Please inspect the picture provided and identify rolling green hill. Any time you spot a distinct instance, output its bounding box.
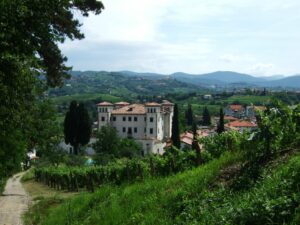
[49,71,201,99]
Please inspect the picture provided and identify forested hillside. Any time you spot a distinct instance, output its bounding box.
[49,71,201,98]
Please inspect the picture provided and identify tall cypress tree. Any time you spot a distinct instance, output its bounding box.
[64,101,91,154]
[202,106,211,126]
[217,108,225,134]
[191,122,201,165]
[185,104,193,126]
[78,103,92,146]
[171,104,181,149]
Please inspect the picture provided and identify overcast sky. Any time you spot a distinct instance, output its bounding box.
[60,0,300,76]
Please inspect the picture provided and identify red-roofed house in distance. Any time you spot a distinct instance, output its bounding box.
[224,104,246,119]
[180,130,213,149]
[225,120,257,132]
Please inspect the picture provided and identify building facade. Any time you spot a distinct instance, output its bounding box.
[224,104,246,118]
[97,100,174,155]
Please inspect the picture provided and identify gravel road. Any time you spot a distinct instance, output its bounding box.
[0,172,31,225]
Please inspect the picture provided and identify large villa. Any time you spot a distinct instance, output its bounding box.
[97,100,174,155]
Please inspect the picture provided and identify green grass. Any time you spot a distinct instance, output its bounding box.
[21,168,35,182]
[178,152,300,225]
[192,104,220,116]
[25,151,300,225]
[224,95,270,105]
[51,93,122,105]
[24,151,242,225]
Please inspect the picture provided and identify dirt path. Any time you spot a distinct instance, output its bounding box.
[0,172,31,225]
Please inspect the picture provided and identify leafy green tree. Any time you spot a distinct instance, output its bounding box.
[172,104,181,149]
[64,101,91,154]
[217,108,225,134]
[202,106,211,126]
[185,104,193,126]
[119,138,142,158]
[93,126,120,156]
[93,126,142,164]
[0,0,103,178]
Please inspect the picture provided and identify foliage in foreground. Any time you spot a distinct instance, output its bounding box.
[34,147,199,192]
[25,152,300,225]
[25,151,242,225]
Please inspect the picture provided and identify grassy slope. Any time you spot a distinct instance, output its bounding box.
[51,93,122,105]
[25,152,242,225]
[224,95,270,105]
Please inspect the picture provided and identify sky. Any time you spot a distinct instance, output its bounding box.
[60,0,300,76]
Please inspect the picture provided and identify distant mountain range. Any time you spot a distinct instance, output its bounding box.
[118,71,300,89]
[68,70,300,90]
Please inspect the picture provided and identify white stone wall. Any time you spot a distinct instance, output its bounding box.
[111,114,146,139]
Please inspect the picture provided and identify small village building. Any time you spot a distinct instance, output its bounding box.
[246,105,267,118]
[203,94,213,100]
[97,100,174,155]
[224,104,246,118]
[225,120,257,132]
[180,130,213,149]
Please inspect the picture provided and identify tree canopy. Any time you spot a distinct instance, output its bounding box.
[0,0,103,177]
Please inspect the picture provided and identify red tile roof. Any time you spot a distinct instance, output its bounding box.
[97,101,113,106]
[145,102,161,106]
[229,104,244,111]
[224,116,239,121]
[111,104,146,115]
[226,120,257,128]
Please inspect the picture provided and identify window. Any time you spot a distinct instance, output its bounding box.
[113,117,116,121]
[134,127,137,133]
[123,117,126,121]
[123,127,126,132]
[144,117,146,121]
[144,128,146,133]
[128,127,132,134]
[101,117,105,121]
[134,117,138,122]
[128,117,132,121]
[150,128,153,134]
[150,117,154,122]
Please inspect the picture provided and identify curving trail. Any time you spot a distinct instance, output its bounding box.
[0,172,31,225]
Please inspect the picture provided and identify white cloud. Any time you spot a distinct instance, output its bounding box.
[60,0,300,75]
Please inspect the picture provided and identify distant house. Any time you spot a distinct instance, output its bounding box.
[203,94,212,100]
[225,120,257,132]
[246,105,267,118]
[224,115,239,122]
[180,130,213,149]
[224,104,245,118]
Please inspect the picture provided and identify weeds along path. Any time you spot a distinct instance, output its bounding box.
[0,172,31,225]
